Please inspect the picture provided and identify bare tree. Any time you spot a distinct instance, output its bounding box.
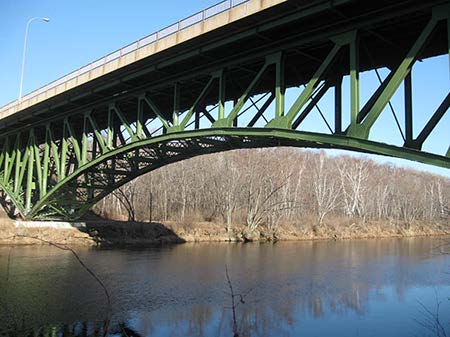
[112,180,137,221]
[91,147,449,233]
[336,157,370,218]
[216,155,242,233]
[313,152,340,225]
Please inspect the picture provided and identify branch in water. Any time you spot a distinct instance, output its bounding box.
[14,235,112,337]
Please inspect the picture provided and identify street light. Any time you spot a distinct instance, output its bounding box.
[19,17,50,101]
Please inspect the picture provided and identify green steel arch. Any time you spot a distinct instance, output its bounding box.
[25,128,449,220]
[0,2,449,220]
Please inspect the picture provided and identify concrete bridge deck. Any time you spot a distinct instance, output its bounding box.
[0,0,287,123]
[0,0,447,133]
[0,0,447,220]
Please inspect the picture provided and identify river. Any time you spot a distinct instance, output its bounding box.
[0,237,449,336]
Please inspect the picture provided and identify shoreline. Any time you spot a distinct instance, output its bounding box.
[0,217,449,247]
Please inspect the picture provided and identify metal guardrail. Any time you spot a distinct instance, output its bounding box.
[0,0,251,114]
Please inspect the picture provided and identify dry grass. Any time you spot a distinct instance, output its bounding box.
[160,215,450,243]
[0,224,94,246]
[1,210,448,246]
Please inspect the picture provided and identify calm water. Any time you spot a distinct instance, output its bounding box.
[0,238,450,337]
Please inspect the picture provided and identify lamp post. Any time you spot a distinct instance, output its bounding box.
[19,17,50,101]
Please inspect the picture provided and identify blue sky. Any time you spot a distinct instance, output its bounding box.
[0,0,448,177]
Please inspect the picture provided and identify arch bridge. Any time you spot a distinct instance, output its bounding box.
[0,0,449,220]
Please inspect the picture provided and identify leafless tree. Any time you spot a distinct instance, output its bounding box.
[336,157,370,217]
[92,148,449,233]
[313,152,340,225]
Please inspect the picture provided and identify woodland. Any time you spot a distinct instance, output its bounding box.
[93,148,450,240]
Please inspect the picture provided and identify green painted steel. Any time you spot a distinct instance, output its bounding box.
[25,127,449,220]
[0,1,448,220]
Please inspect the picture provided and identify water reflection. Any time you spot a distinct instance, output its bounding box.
[0,238,449,336]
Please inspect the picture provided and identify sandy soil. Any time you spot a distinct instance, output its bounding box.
[0,210,448,247]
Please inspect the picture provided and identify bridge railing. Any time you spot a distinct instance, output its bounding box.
[0,0,251,116]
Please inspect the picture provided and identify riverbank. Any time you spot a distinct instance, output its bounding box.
[0,214,449,246]
[86,219,450,246]
[0,220,94,246]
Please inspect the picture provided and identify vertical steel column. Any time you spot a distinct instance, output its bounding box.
[404,73,413,144]
[137,97,144,139]
[13,134,21,194]
[3,137,11,183]
[60,122,68,180]
[33,135,43,198]
[347,15,439,139]
[25,130,35,212]
[213,60,272,127]
[81,115,88,165]
[41,128,50,196]
[275,52,285,118]
[47,125,60,179]
[107,105,114,149]
[350,31,360,125]
[64,118,81,164]
[218,70,225,120]
[195,110,200,129]
[173,83,180,126]
[89,131,97,200]
[233,98,238,127]
[92,137,97,160]
[335,77,342,134]
[266,43,341,129]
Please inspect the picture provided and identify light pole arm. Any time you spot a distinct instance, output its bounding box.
[18,17,50,101]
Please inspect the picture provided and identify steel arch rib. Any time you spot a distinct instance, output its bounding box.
[0,180,25,217]
[27,128,450,220]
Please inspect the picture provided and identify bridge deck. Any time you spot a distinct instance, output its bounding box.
[0,0,448,219]
[0,0,447,134]
[0,0,287,123]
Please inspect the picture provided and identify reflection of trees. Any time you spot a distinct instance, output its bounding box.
[2,321,144,337]
[160,304,213,337]
[1,238,448,336]
[231,304,295,337]
[105,283,368,337]
[187,305,213,337]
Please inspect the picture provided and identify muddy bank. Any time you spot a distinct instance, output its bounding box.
[0,222,94,246]
[0,206,90,246]
[1,215,449,247]
[75,219,450,246]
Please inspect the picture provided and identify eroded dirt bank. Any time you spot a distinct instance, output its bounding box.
[1,215,448,247]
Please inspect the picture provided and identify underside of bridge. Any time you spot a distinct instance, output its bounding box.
[0,0,448,220]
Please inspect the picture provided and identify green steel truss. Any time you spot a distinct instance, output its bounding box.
[0,6,449,220]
